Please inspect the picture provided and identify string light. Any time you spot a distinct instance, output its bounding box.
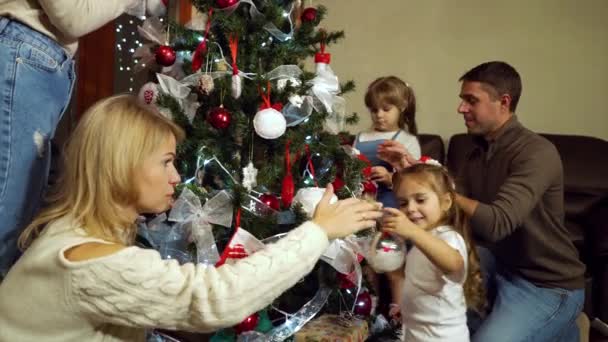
[114,15,145,94]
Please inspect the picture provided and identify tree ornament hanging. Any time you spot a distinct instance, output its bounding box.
[301,7,317,23]
[353,290,373,317]
[207,105,231,129]
[216,0,239,9]
[138,82,159,105]
[234,312,260,334]
[242,161,258,192]
[259,193,281,211]
[155,45,176,66]
[229,34,242,99]
[253,82,286,139]
[315,30,332,70]
[281,141,295,208]
[197,74,214,95]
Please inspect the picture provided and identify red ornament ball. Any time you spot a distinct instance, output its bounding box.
[362,180,377,195]
[207,106,231,129]
[234,312,259,334]
[155,45,176,67]
[216,0,239,9]
[301,7,317,23]
[332,177,345,192]
[259,193,280,211]
[337,272,356,289]
[353,290,372,317]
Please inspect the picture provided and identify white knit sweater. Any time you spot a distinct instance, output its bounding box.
[0,217,329,341]
[0,0,139,54]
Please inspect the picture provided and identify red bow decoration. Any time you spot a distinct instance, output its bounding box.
[257,81,283,111]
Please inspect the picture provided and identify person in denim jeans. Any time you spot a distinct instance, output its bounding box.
[378,61,585,342]
[0,0,145,279]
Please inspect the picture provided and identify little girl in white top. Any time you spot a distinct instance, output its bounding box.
[382,161,485,342]
[354,76,421,210]
[354,76,421,320]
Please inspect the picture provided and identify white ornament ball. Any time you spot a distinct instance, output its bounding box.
[138,82,159,106]
[367,232,406,273]
[253,108,286,139]
[292,187,338,218]
[146,0,168,17]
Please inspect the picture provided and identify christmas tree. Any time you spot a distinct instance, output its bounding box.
[134,1,395,340]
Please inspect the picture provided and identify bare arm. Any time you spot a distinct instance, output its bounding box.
[382,208,464,274]
[407,228,464,274]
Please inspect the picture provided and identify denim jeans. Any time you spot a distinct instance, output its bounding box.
[0,17,75,279]
[470,247,584,342]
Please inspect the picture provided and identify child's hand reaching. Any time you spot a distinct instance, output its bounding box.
[382,208,420,239]
[370,166,392,186]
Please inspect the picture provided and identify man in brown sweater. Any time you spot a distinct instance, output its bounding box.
[378,61,585,341]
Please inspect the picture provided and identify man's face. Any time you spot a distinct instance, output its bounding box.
[457,81,507,138]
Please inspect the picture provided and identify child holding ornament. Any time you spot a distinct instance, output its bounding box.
[0,95,383,341]
[354,76,421,319]
[354,76,421,208]
[382,161,485,342]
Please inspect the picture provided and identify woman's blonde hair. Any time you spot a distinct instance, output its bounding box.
[18,95,185,249]
[394,164,486,313]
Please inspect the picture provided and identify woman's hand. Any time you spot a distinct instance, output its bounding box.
[377,141,419,171]
[381,207,420,239]
[370,166,392,186]
[313,184,383,239]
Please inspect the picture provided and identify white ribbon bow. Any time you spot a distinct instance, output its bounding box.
[156,73,199,123]
[168,188,233,265]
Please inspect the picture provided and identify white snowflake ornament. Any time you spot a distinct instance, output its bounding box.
[242,162,258,192]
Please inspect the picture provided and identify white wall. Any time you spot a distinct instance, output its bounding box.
[318,0,608,140]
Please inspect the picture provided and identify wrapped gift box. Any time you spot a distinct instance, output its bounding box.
[295,314,369,342]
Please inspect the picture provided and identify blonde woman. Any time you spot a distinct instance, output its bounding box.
[0,95,382,341]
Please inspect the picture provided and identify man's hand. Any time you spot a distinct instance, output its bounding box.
[377,141,419,171]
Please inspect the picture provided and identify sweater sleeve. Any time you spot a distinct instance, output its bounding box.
[469,140,562,242]
[64,222,329,333]
[38,0,139,38]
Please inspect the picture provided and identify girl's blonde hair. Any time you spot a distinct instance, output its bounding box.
[18,95,185,249]
[364,76,417,135]
[394,164,486,313]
